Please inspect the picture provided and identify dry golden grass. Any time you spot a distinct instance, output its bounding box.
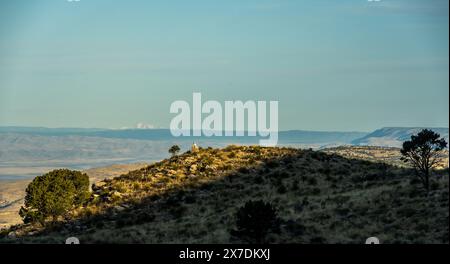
[2,146,448,244]
[324,146,449,169]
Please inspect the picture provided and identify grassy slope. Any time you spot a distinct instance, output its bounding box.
[0,163,150,229]
[1,146,449,244]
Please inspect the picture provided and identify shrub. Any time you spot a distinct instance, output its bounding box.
[231,200,280,243]
[169,206,186,219]
[279,171,290,178]
[307,177,318,186]
[169,145,181,156]
[265,160,279,168]
[276,184,287,194]
[19,169,90,224]
[253,174,264,184]
[228,152,237,158]
[291,179,299,191]
[311,187,321,195]
[430,181,440,191]
[238,167,249,174]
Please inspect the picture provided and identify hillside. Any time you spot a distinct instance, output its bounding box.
[1,146,448,244]
[3,127,448,182]
[0,129,366,181]
[0,163,149,229]
[323,146,449,169]
[352,127,449,147]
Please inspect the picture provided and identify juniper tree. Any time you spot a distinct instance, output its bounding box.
[19,169,90,224]
[400,129,447,192]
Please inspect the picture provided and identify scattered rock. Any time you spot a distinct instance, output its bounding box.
[92,181,107,190]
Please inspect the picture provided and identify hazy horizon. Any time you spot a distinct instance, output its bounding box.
[0,124,449,133]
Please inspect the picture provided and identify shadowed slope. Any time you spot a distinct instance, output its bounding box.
[2,146,448,244]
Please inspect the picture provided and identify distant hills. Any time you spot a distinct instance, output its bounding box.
[0,126,448,180]
[0,126,105,136]
[0,127,367,168]
[0,127,365,145]
[1,126,448,147]
[352,127,449,148]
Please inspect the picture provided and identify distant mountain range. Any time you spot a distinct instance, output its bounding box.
[0,126,364,144]
[1,126,448,149]
[352,127,449,148]
[0,126,448,180]
[1,126,448,146]
[0,127,365,167]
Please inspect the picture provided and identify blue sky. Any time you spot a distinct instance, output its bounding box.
[0,0,448,131]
